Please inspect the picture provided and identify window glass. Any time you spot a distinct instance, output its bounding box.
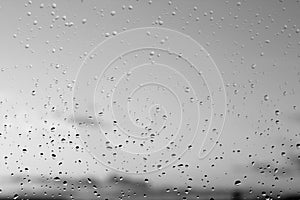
[0,1,299,199]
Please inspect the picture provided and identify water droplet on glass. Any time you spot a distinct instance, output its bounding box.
[263,95,269,101]
[110,11,116,16]
[234,180,241,186]
[51,3,57,9]
[13,194,19,200]
[185,86,190,93]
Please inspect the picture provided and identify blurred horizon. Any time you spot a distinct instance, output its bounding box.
[0,173,299,200]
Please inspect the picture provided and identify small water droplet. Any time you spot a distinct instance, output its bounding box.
[263,95,269,101]
[51,3,57,9]
[234,180,241,186]
[13,194,19,199]
[185,86,190,93]
[110,11,116,16]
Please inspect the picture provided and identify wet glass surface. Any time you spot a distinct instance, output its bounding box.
[0,0,299,199]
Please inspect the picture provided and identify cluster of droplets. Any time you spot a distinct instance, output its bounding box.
[1,0,300,199]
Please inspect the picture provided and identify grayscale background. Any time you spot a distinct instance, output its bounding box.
[0,0,299,199]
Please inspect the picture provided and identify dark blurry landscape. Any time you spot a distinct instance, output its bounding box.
[0,174,299,200]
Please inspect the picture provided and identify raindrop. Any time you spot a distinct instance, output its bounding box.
[110,11,116,16]
[185,86,190,93]
[263,94,269,101]
[51,3,57,9]
[13,194,19,200]
[234,180,241,186]
[251,64,256,69]
[156,106,161,113]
